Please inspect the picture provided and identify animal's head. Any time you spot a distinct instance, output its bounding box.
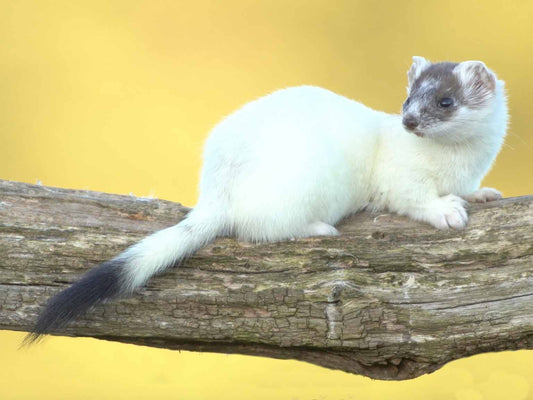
[402,56,505,142]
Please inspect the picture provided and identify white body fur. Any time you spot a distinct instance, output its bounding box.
[122,60,508,289]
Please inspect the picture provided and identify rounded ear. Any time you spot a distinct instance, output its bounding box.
[407,56,430,93]
[455,61,496,92]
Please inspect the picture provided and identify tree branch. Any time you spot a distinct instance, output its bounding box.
[0,179,531,380]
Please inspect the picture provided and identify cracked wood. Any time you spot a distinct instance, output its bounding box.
[0,179,531,380]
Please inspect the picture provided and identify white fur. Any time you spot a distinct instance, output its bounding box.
[121,209,221,289]
[121,60,508,289]
[463,187,502,203]
[407,56,430,93]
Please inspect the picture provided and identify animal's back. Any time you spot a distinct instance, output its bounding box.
[198,86,384,241]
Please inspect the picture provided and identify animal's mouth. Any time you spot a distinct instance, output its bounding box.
[405,126,425,137]
[402,120,425,138]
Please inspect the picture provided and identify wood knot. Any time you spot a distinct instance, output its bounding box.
[125,212,148,221]
[372,231,386,240]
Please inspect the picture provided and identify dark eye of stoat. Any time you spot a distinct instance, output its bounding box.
[438,97,454,108]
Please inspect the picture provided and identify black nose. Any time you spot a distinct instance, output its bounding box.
[403,115,419,130]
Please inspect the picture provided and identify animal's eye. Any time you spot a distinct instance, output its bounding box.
[438,97,454,107]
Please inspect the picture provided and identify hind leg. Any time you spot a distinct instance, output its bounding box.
[303,222,340,237]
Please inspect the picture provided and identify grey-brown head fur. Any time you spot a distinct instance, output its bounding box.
[402,56,497,136]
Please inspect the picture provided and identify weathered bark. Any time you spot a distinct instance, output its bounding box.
[0,179,531,380]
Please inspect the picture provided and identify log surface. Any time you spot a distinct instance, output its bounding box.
[0,179,531,380]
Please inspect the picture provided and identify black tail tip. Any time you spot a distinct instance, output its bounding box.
[21,331,44,347]
[22,260,125,346]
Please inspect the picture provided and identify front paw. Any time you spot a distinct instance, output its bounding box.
[420,194,468,230]
[463,187,502,203]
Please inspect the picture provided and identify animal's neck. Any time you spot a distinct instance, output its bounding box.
[421,100,507,194]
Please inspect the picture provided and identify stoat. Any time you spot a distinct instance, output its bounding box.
[27,56,508,341]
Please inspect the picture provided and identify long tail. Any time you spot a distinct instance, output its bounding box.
[25,210,221,343]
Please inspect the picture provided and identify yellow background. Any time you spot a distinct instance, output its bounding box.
[1,1,531,399]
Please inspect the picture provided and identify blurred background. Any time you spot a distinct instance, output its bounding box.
[0,1,531,399]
